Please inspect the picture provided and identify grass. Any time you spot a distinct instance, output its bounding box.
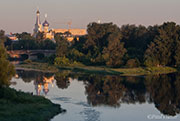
[16,62,177,76]
[0,87,65,121]
[58,65,177,76]
[16,62,58,72]
[112,66,177,76]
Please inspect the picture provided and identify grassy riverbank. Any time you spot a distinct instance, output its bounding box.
[16,62,58,73]
[16,62,177,76]
[0,87,65,121]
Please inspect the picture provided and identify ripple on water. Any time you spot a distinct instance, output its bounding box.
[53,97,72,103]
[74,102,91,107]
[80,108,101,121]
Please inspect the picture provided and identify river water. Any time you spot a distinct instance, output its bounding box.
[10,69,180,121]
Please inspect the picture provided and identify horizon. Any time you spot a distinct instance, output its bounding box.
[0,0,180,34]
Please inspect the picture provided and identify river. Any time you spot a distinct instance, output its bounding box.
[10,69,180,121]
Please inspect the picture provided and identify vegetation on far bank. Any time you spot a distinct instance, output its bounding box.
[16,61,177,76]
[2,21,180,75]
[3,21,180,69]
[53,22,180,68]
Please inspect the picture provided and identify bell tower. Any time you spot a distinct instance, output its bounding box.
[33,9,42,37]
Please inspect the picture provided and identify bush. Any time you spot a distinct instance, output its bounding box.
[24,59,32,64]
[47,54,56,64]
[126,58,140,68]
[54,57,71,66]
[144,58,160,67]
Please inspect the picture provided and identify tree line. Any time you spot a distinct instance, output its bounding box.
[55,22,180,68]
[5,32,56,50]
[2,21,180,68]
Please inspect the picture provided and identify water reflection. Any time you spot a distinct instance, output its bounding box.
[15,69,180,116]
[16,70,55,95]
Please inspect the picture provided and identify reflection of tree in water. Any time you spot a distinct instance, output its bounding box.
[55,71,71,89]
[84,75,125,107]
[80,75,146,107]
[76,73,180,116]
[145,74,180,116]
[16,69,180,116]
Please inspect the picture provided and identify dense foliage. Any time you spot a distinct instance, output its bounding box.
[0,30,15,87]
[3,21,180,68]
[6,32,56,50]
[60,22,180,67]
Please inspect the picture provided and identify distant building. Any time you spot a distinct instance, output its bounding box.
[6,33,18,41]
[33,9,87,42]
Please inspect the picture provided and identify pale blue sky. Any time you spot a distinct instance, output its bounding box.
[0,0,179,33]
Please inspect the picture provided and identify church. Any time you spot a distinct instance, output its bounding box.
[33,9,87,41]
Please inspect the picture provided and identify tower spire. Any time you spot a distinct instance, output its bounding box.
[45,13,47,20]
[33,8,42,37]
[36,9,41,25]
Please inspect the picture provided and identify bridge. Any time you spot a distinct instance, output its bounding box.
[7,50,56,60]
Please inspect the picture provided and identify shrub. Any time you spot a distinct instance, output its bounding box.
[24,59,32,64]
[54,57,71,66]
[126,58,140,68]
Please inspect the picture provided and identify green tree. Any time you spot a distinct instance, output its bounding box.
[0,36,15,87]
[102,32,126,67]
[83,22,126,66]
[54,57,70,66]
[175,41,180,66]
[39,39,56,50]
[120,25,154,64]
[35,32,44,43]
[144,22,180,67]
[55,33,69,57]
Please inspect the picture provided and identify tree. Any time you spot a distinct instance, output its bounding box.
[102,32,127,67]
[13,39,38,50]
[35,32,44,43]
[144,22,180,67]
[0,34,15,87]
[120,25,154,64]
[83,22,126,66]
[64,31,72,37]
[12,32,38,50]
[55,33,69,57]
[0,30,6,43]
[39,39,56,50]
[175,41,180,66]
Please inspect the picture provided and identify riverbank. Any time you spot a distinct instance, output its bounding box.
[16,62,58,73]
[0,87,65,121]
[15,62,177,76]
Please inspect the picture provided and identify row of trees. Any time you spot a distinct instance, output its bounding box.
[5,30,73,51]
[55,22,180,67]
[5,32,56,50]
[2,21,180,68]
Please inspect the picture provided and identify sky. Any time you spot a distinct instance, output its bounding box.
[0,0,180,33]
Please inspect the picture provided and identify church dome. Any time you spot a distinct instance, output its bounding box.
[43,20,49,26]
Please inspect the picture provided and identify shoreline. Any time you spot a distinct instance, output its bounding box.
[0,87,65,121]
[15,62,178,76]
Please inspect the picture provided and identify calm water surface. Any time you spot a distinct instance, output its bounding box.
[10,70,180,121]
